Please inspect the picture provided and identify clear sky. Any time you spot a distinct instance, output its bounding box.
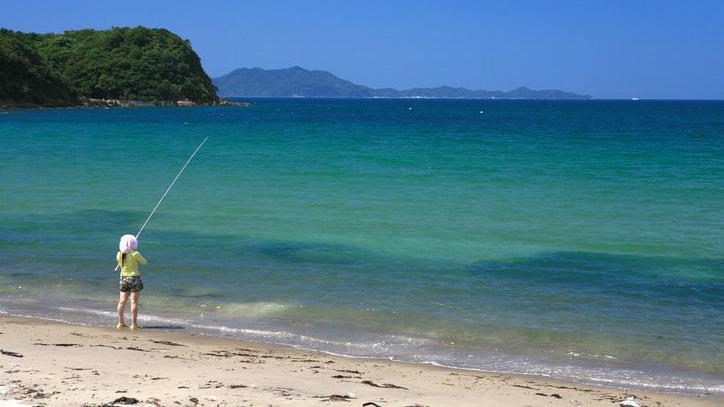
[3,0,723,99]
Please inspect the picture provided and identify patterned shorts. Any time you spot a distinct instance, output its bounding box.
[119,276,144,292]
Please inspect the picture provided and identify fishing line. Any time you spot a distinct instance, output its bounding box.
[115,136,209,271]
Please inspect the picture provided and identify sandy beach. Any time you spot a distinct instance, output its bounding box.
[0,315,718,407]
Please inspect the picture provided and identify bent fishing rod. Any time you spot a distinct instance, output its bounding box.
[114,136,209,271]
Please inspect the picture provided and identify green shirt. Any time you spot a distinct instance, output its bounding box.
[116,251,147,277]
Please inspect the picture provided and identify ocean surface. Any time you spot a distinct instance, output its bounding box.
[1,99,722,394]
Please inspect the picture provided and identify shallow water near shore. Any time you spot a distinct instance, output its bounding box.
[1,99,722,394]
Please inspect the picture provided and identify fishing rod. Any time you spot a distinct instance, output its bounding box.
[114,136,209,271]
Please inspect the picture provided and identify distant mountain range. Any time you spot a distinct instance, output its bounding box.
[213,66,590,99]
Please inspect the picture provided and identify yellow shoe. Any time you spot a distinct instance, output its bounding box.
[116,323,128,329]
[130,324,143,330]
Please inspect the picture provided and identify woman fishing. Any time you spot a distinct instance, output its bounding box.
[116,234,147,330]
[111,137,208,330]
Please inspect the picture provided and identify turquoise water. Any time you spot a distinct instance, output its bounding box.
[1,100,722,393]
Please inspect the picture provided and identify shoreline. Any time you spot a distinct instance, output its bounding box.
[0,99,251,109]
[1,315,720,406]
[4,299,721,397]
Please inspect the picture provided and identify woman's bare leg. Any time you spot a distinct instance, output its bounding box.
[130,291,141,326]
[117,291,130,324]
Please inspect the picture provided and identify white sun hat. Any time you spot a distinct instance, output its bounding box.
[119,234,138,254]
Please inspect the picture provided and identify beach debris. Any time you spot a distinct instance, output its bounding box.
[270,386,298,397]
[619,396,641,407]
[317,393,357,402]
[110,396,139,404]
[336,369,363,374]
[361,380,408,390]
[535,392,563,399]
[163,355,188,360]
[362,403,382,407]
[327,394,352,402]
[188,397,199,405]
[149,339,186,347]
[512,384,537,390]
[199,380,224,389]
[228,384,248,389]
[34,342,82,347]
[234,347,259,353]
[0,349,23,358]
[91,344,123,350]
[203,350,254,358]
[20,386,55,399]
[126,346,149,352]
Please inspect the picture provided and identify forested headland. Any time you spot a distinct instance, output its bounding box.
[0,27,219,107]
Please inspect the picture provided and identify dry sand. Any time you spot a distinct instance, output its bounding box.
[0,315,719,406]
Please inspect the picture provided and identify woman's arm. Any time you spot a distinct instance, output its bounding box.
[133,252,148,265]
